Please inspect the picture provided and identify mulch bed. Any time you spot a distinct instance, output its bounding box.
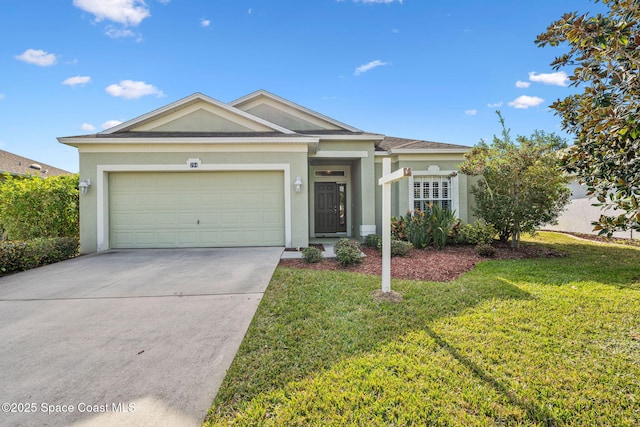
[279,243,565,282]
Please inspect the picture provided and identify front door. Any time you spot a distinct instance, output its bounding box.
[315,182,347,233]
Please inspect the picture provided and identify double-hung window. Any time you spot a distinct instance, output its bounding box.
[412,176,452,211]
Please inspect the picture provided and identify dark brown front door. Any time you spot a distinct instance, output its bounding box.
[315,182,347,233]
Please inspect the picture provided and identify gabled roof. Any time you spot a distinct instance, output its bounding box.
[0,149,71,178]
[100,92,295,135]
[376,136,470,153]
[230,89,363,133]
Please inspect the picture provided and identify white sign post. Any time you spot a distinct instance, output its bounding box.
[377,158,411,293]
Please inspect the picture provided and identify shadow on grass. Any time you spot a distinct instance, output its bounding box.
[479,234,640,289]
[424,324,559,426]
[208,232,640,422]
[210,267,535,419]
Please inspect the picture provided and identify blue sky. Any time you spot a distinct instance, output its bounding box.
[0,0,605,173]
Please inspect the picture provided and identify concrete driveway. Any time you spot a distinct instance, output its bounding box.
[0,247,282,427]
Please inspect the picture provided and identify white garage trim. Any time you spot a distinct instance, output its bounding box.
[96,163,291,251]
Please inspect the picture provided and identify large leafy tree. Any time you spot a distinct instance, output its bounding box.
[461,113,571,248]
[536,0,640,236]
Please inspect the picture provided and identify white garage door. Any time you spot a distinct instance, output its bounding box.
[109,171,285,248]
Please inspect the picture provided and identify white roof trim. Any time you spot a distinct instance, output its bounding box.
[58,136,319,147]
[313,133,385,141]
[374,148,470,156]
[229,90,363,133]
[99,92,296,135]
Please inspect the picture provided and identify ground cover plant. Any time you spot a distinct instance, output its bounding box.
[205,232,640,426]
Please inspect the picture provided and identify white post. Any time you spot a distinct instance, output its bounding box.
[378,159,411,294]
[381,158,392,293]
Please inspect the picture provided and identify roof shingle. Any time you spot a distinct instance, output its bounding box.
[0,149,72,178]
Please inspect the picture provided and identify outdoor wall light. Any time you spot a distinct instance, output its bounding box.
[294,176,303,193]
[79,179,91,195]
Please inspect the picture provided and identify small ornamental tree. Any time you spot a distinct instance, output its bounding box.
[0,173,79,240]
[536,0,640,236]
[460,113,571,248]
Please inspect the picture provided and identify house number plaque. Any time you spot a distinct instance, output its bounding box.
[187,158,201,169]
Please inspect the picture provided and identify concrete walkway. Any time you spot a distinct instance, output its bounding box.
[0,247,282,427]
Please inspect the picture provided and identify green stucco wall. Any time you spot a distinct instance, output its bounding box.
[77,147,309,253]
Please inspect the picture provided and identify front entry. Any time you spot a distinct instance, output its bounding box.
[314,182,347,233]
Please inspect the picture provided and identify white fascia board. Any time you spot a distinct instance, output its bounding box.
[316,134,386,141]
[99,92,296,135]
[230,90,364,133]
[58,136,319,147]
[389,148,470,154]
[310,150,369,158]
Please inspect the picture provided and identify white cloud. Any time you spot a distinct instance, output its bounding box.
[508,95,545,109]
[0,94,5,100]
[80,123,96,131]
[102,120,123,129]
[105,80,164,99]
[515,80,531,89]
[73,0,150,26]
[105,26,140,39]
[62,76,91,87]
[200,18,210,27]
[354,59,389,76]
[15,49,57,66]
[528,71,568,87]
[391,28,399,33]
[487,101,503,108]
[248,8,253,14]
[465,109,478,116]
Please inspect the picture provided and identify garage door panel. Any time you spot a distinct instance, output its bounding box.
[110,171,285,248]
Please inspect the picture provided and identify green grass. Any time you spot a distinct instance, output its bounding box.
[204,232,640,426]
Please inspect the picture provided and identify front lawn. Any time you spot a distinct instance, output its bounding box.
[205,232,640,426]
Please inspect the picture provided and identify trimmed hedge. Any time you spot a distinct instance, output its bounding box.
[0,237,79,276]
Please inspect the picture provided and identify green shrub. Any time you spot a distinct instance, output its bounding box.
[0,237,79,275]
[363,234,382,248]
[457,219,497,245]
[335,239,362,267]
[391,217,407,241]
[302,247,323,263]
[475,243,496,258]
[389,239,413,257]
[400,205,457,250]
[0,173,79,240]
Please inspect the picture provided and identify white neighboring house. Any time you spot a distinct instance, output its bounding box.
[547,177,638,239]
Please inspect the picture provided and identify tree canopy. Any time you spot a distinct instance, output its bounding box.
[460,113,571,248]
[535,0,640,236]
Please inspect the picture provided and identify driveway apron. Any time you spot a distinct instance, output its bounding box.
[0,247,282,427]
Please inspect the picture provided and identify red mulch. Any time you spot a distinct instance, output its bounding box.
[279,244,564,282]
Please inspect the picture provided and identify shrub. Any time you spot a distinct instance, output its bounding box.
[389,239,413,257]
[0,237,79,275]
[0,173,79,240]
[430,204,457,250]
[400,205,457,250]
[475,243,496,258]
[301,247,323,263]
[391,217,407,241]
[457,220,497,245]
[363,234,382,248]
[335,239,362,267]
